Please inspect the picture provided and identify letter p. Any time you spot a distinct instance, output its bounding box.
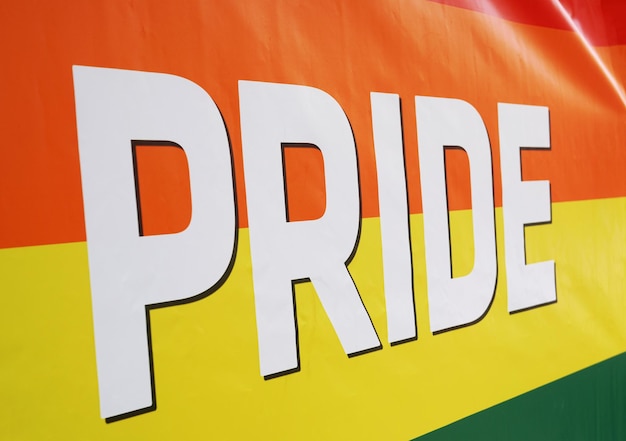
[73,66,236,420]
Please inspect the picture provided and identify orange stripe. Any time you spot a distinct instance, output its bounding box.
[0,0,624,248]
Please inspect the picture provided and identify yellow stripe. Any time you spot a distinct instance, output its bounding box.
[1,197,625,439]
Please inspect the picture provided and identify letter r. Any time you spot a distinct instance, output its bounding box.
[239,80,380,378]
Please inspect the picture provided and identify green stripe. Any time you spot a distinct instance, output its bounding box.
[413,352,626,441]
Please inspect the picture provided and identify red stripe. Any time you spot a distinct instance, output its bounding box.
[430,0,626,46]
